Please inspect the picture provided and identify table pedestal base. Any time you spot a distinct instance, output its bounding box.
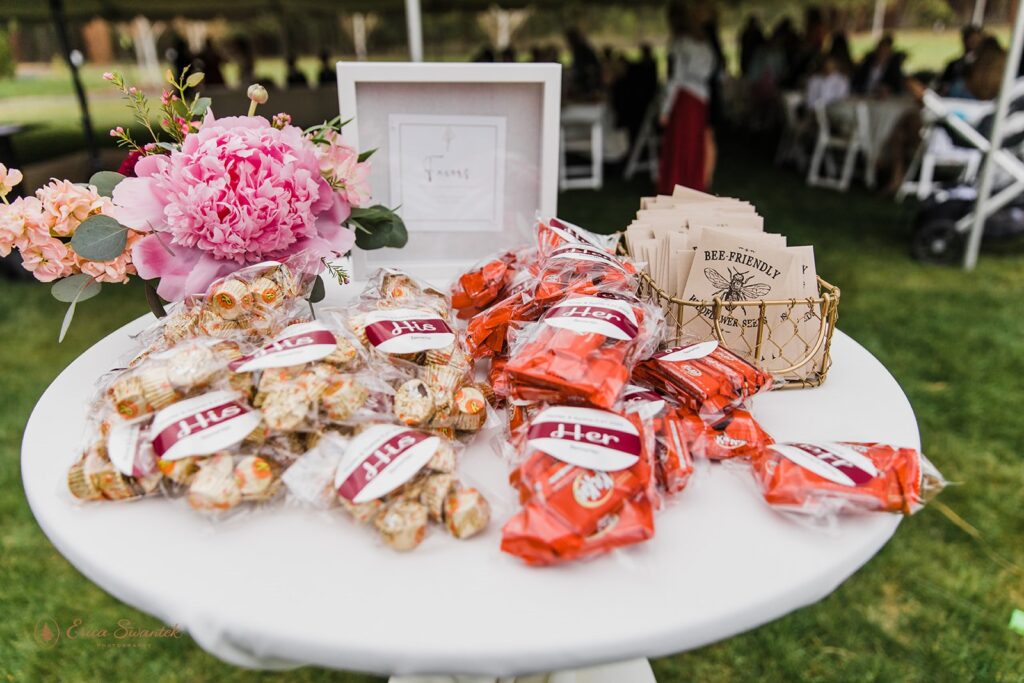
[389,658,655,683]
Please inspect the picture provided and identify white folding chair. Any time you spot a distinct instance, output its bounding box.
[775,90,810,169]
[624,99,659,181]
[560,104,605,191]
[806,99,871,192]
[897,98,993,201]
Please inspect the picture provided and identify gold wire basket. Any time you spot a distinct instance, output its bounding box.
[633,269,840,390]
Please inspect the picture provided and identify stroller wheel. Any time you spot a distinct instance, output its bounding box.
[912,219,964,264]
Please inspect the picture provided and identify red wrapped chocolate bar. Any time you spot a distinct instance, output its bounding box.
[621,385,693,495]
[750,441,945,516]
[633,340,773,422]
[449,249,528,319]
[501,405,658,565]
[465,219,637,359]
[679,407,773,461]
[505,293,663,409]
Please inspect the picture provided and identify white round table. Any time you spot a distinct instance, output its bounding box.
[22,318,918,678]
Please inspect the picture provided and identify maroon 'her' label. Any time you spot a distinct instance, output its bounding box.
[527,406,641,471]
[770,442,880,487]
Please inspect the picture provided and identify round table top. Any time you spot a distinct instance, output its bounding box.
[22,318,918,677]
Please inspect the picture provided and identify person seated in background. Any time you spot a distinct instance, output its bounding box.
[938,25,983,96]
[852,34,905,97]
[619,43,659,148]
[195,39,225,86]
[472,46,496,62]
[285,55,308,88]
[738,15,765,78]
[828,31,854,76]
[564,27,602,101]
[318,50,337,86]
[805,55,849,108]
[962,36,1006,100]
[785,5,828,89]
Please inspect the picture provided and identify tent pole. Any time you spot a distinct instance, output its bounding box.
[871,0,886,38]
[972,0,987,26]
[963,4,1024,270]
[405,0,424,62]
[49,0,99,173]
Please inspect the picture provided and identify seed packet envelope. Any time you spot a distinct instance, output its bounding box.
[681,229,798,357]
[768,245,823,379]
[625,224,654,257]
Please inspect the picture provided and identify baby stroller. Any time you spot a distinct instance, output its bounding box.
[911,88,1024,263]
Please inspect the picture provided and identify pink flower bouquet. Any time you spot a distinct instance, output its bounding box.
[0,70,405,340]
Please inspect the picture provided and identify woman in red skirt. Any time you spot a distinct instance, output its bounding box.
[658,2,720,194]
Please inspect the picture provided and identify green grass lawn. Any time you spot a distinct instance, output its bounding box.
[2,137,1023,681]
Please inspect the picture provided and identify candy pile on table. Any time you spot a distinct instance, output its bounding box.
[66,262,490,552]
[452,217,946,565]
[66,218,946,561]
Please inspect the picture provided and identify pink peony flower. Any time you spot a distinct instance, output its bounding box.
[314,130,372,207]
[20,232,76,282]
[35,179,108,237]
[113,111,354,301]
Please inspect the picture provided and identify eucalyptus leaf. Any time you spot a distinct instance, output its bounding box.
[308,275,326,303]
[353,208,408,250]
[53,274,102,343]
[357,148,377,163]
[58,300,77,344]
[193,96,212,117]
[155,141,179,153]
[51,273,102,303]
[70,215,129,261]
[89,171,126,198]
[185,71,205,88]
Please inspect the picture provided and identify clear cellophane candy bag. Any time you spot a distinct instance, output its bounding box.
[325,269,490,437]
[465,217,637,359]
[500,404,660,566]
[66,337,287,515]
[619,385,696,497]
[134,258,316,358]
[504,290,664,409]
[283,426,491,551]
[632,339,774,424]
[534,215,620,259]
[749,441,946,521]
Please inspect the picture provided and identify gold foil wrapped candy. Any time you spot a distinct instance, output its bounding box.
[420,473,455,523]
[444,488,490,539]
[375,499,428,552]
[157,455,199,485]
[321,375,369,421]
[110,375,150,420]
[166,344,222,390]
[233,455,280,501]
[394,379,435,426]
[341,497,384,524]
[211,279,251,320]
[187,453,242,511]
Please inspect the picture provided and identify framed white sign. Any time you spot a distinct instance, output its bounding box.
[388,114,507,233]
[337,62,561,281]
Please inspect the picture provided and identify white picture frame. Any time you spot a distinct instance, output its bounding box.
[337,62,561,281]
